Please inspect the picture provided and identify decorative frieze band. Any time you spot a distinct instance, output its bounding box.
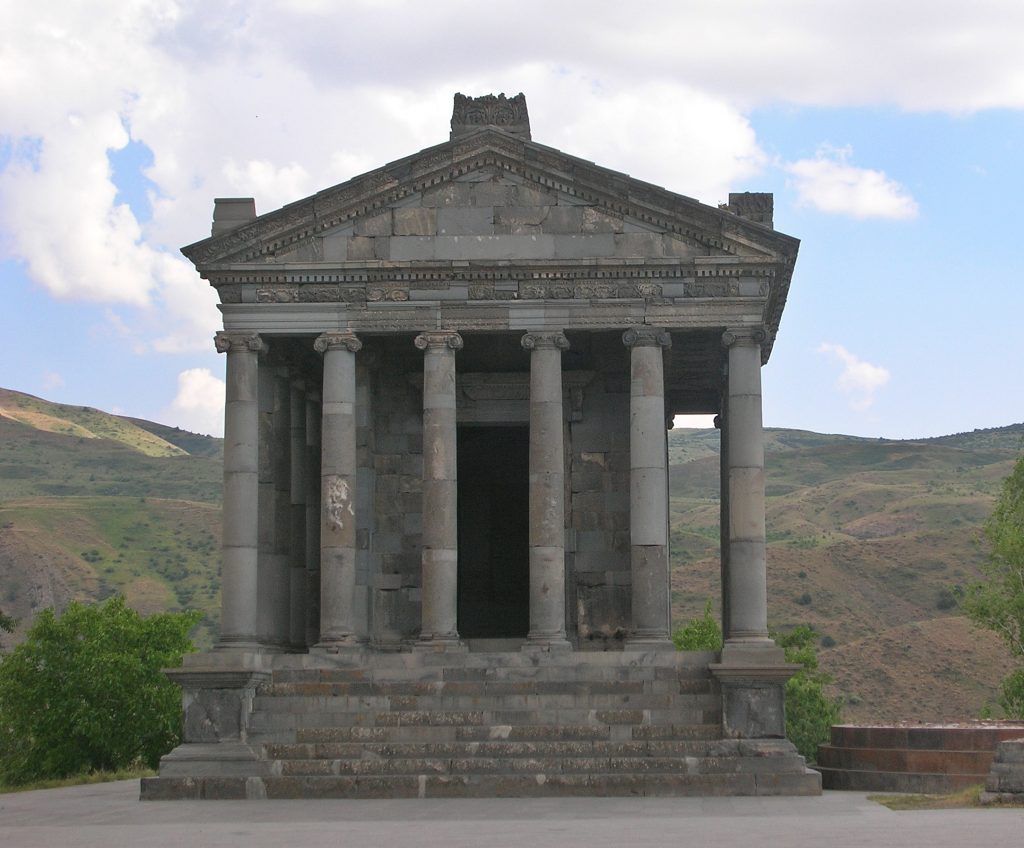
[232,276,771,305]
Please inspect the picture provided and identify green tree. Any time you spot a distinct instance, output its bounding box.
[0,596,198,786]
[964,453,1024,717]
[672,600,722,651]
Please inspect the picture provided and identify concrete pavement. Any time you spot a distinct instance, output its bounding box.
[1,779,1022,848]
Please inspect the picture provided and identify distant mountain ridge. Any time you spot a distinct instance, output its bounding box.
[1,385,1022,722]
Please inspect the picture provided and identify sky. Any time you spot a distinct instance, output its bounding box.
[1,0,1022,440]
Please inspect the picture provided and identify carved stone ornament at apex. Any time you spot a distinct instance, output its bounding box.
[145,90,818,802]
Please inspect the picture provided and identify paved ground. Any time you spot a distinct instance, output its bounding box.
[1,780,1022,848]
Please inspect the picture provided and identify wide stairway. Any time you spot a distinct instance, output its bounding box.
[143,651,820,799]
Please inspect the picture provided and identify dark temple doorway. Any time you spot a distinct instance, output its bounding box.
[457,426,530,638]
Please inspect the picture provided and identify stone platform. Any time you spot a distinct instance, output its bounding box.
[816,722,1024,793]
[142,650,820,799]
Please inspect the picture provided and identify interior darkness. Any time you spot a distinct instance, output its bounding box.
[457,426,530,638]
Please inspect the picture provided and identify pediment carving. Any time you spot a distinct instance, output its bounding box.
[182,131,795,269]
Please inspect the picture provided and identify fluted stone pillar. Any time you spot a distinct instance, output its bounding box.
[521,331,571,651]
[623,327,673,649]
[314,331,362,650]
[288,378,307,649]
[720,327,777,655]
[415,331,463,648]
[214,330,265,650]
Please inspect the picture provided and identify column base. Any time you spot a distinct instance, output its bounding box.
[311,635,366,655]
[522,632,572,652]
[625,634,675,652]
[414,636,467,653]
[710,642,800,740]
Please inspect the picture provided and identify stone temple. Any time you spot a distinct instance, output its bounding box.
[142,93,821,799]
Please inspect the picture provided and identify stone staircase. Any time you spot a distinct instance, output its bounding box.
[142,651,821,799]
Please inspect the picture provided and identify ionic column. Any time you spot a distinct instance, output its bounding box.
[415,331,463,647]
[214,330,265,650]
[623,327,673,649]
[314,331,362,650]
[288,378,307,649]
[721,327,773,650]
[521,331,571,650]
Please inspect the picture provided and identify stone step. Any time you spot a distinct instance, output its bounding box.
[816,744,994,774]
[251,693,719,713]
[281,722,722,744]
[264,738,721,760]
[269,661,716,686]
[260,678,715,696]
[142,768,822,800]
[276,755,724,776]
[247,707,720,732]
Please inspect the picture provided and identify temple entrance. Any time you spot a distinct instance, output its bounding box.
[456,425,530,638]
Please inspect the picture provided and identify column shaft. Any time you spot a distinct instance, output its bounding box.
[623,327,673,648]
[522,331,570,650]
[215,331,264,649]
[723,328,770,643]
[304,392,322,647]
[415,331,463,646]
[315,332,362,649]
[288,378,307,649]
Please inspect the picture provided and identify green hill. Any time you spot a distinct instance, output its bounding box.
[668,424,1022,722]
[0,388,223,648]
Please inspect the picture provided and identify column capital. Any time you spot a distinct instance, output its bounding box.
[521,331,569,352]
[215,330,266,355]
[415,331,463,352]
[314,331,362,354]
[622,327,671,349]
[722,327,767,348]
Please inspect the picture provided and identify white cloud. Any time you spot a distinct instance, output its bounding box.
[167,367,225,437]
[818,343,891,411]
[786,146,919,220]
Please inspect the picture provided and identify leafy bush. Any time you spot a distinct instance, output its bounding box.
[997,668,1024,719]
[672,600,722,651]
[672,605,841,763]
[0,596,198,786]
[0,610,13,634]
[775,625,842,763]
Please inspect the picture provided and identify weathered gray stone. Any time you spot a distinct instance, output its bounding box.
[153,91,807,801]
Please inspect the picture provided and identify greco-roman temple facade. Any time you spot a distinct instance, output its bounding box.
[143,94,821,799]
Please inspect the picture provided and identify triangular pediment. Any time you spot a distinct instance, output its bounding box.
[182,128,797,269]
